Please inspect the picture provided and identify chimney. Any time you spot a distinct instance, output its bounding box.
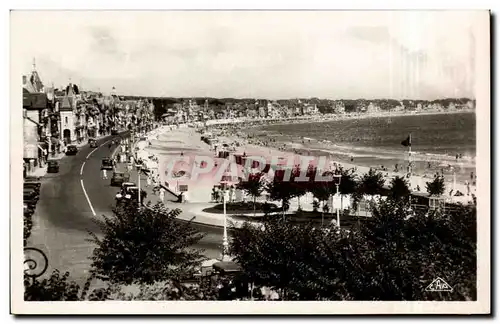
[22,75,27,85]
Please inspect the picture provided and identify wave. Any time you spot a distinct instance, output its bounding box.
[303,143,476,168]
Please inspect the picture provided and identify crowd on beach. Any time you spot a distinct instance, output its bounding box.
[203,122,476,201]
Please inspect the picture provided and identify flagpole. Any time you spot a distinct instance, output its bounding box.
[408,133,412,208]
[408,133,412,179]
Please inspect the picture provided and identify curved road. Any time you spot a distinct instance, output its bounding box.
[29,132,224,284]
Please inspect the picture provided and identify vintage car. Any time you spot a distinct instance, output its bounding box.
[66,145,78,156]
[119,182,136,193]
[115,186,146,203]
[101,158,114,171]
[23,182,41,193]
[47,160,60,173]
[110,172,131,187]
[89,138,98,148]
[24,202,34,216]
[23,188,38,208]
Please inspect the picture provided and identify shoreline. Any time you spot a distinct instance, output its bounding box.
[204,109,475,128]
[143,126,475,205]
[208,111,476,181]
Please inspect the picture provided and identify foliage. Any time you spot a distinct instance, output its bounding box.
[289,166,309,204]
[426,174,446,196]
[309,181,331,218]
[205,201,278,213]
[230,218,320,298]
[237,173,265,215]
[312,199,320,212]
[24,270,108,301]
[358,168,385,196]
[230,199,477,301]
[88,202,206,285]
[24,213,33,246]
[104,280,219,301]
[389,176,411,201]
[338,168,358,195]
[266,178,294,215]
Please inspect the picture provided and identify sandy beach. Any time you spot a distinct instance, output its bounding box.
[141,122,475,210]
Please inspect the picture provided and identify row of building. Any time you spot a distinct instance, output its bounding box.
[22,61,155,176]
[160,97,475,124]
[161,99,321,124]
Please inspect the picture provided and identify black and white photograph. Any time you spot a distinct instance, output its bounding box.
[10,9,490,315]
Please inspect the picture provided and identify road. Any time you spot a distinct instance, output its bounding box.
[29,133,224,284]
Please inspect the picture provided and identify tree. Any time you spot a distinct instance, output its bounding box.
[230,218,322,300]
[309,181,331,225]
[237,173,265,216]
[359,168,385,196]
[290,166,309,211]
[335,167,359,211]
[389,176,411,201]
[426,174,446,196]
[230,199,476,301]
[89,202,205,285]
[266,175,295,217]
[339,169,358,196]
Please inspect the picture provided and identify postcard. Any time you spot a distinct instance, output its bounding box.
[10,9,490,315]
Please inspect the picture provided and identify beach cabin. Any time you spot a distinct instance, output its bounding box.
[410,192,448,213]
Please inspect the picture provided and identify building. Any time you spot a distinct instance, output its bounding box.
[366,102,380,114]
[22,60,51,175]
[58,83,79,144]
[23,89,50,175]
[332,101,346,114]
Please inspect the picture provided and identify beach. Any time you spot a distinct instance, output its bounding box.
[141,117,476,209]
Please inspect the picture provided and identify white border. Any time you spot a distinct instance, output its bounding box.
[4,1,494,317]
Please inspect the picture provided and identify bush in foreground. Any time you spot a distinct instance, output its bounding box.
[230,199,477,301]
[88,202,206,285]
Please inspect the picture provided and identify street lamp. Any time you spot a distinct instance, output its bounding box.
[220,176,231,262]
[136,161,143,208]
[332,173,342,228]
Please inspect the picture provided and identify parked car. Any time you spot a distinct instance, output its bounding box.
[121,182,136,191]
[89,138,98,148]
[23,182,41,193]
[23,187,38,199]
[66,145,78,155]
[23,189,38,208]
[24,176,41,183]
[24,202,34,216]
[115,186,146,204]
[47,160,60,173]
[110,172,131,187]
[101,158,114,171]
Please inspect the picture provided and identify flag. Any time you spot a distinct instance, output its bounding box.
[401,135,411,147]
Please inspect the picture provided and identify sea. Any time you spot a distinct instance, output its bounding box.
[248,112,476,183]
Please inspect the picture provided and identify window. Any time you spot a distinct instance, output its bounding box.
[65,116,68,124]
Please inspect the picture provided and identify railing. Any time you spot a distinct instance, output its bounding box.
[24,247,48,280]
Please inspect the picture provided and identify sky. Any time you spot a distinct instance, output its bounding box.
[11,10,483,100]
